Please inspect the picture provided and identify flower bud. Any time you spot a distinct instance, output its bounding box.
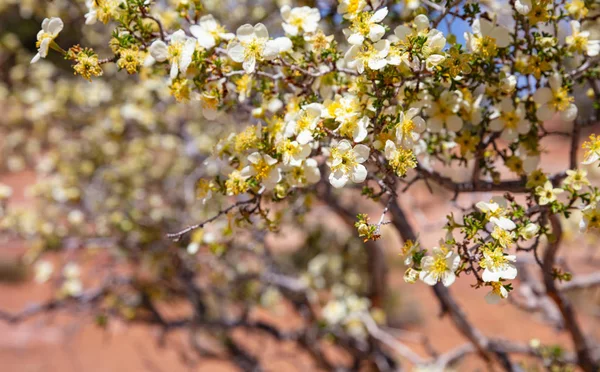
[403,267,419,284]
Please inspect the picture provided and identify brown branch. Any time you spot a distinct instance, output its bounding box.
[166,197,258,241]
[0,277,130,324]
[416,164,569,195]
[543,215,598,371]
[386,198,493,361]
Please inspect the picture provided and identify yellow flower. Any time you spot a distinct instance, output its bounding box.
[479,246,517,282]
[485,281,509,304]
[565,0,588,19]
[455,131,480,157]
[563,169,589,191]
[491,226,515,248]
[225,170,249,195]
[527,0,552,24]
[403,267,419,284]
[444,47,472,78]
[581,203,600,231]
[535,181,564,205]
[419,247,460,287]
[526,169,547,189]
[505,156,524,175]
[234,125,260,153]
[582,134,600,165]
[384,140,416,177]
[169,79,191,102]
[117,48,143,74]
[73,51,103,81]
[400,239,419,265]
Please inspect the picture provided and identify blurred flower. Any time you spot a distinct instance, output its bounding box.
[280,5,321,36]
[190,15,234,49]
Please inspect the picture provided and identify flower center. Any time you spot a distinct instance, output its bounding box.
[550,87,573,111]
[501,110,519,129]
[253,159,272,181]
[400,117,415,138]
[36,33,54,48]
[331,149,358,173]
[243,38,265,60]
[431,255,449,277]
[474,36,497,58]
[480,248,509,271]
[168,42,183,62]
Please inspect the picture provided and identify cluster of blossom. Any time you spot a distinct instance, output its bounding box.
[3,1,600,369]
[28,0,600,306]
[2,1,389,352]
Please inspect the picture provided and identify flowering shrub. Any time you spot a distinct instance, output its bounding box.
[2,0,600,370]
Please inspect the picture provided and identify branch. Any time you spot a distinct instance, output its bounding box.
[0,286,107,323]
[360,313,426,365]
[543,215,598,371]
[386,198,493,362]
[166,197,257,241]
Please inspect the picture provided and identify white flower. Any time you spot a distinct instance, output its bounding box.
[344,7,388,45]
[337,0,367,20]
[149,30,196,79]
[476,199,516,231]
[323,94,361,122]
[533,74,578,122]
[419,247,460,287]
[580,202,600,231]
[276,140,310,167]
[328,140,369,188]
[464,18,511,56]
[190,14,234,50]
[62,279,83,297]
[566,21,600,57]
[489,98,531,143]
[344,39,390,73]
[515,0,532,14]
[286,159,321,187]
[284,103,323,144]
[322,300,347,324]
[281,5,321,36]
[199,78,225,120]
[63,262,81,278]
[0,183,13,200]
[34,260,53,283]
[227,23,292,74]
[84,0,121,25]
[582,136,600,165]
[384,140,416,176]
[424,91,463,132]
[520,223,540,240]
[422,29,446,69]
[322,94,370,142]
[535,181,564,205]
[241,152,282,191]
[395,108,426,146]
[485,282,509,304]
[480,248,517,282]
[31,17,64,64]
[393,14,430,42]
[84,0,99,24]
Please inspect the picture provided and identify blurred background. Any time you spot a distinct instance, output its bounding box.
[1,0,600,371]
